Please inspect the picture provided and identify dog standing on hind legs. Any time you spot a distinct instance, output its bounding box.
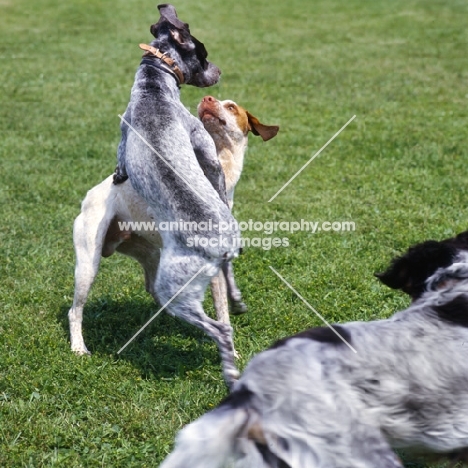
[68,96,278,373]
[68,4,279,388]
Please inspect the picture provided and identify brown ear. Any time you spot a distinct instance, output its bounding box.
[246,111,279,141]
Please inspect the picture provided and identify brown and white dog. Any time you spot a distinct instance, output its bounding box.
[198,96,278,209]
[68,96,278,357]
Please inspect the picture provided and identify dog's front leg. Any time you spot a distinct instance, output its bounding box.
[114,105,131,185]
[210,273,230,324]
[191,124,229,206]
[210,273,241,357]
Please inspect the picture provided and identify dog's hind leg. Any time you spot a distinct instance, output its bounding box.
[68,213,106,355]
[155,251,239,388]
[222,262,247,315]
[68,181,119,355]
[115,234,161,296]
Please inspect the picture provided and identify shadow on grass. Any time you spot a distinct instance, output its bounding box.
[57,297,220,381]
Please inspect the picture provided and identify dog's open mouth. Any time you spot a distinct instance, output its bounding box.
[199,110,226,126]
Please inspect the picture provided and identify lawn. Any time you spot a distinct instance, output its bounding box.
[1,0,467,466]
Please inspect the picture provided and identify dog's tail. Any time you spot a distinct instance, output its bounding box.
[159,386,285,468]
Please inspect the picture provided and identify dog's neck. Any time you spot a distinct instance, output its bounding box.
[139,43,184,86]
[135,59,181,100]
[212,135,248,195]
[140,56,182,88]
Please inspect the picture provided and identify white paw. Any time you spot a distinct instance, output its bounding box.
[71,345,91,356]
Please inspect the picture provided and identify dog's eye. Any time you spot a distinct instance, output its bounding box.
[227,104,236,112]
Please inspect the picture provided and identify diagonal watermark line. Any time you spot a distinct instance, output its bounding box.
[118,114,208,204]
[269,266,357,353]
[268,115,356,202]
[117,265,207,354]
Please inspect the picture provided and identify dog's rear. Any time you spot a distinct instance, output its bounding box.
[160,385,290,468]
[159,400,252,468]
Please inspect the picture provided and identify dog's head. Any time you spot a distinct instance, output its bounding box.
[375,231,468,300]
[149,4,221,87]
[197,96,279,146]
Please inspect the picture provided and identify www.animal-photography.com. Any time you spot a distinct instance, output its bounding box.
[1,0,467,466]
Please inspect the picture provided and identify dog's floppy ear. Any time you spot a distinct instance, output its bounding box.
[375,258,412,291]
[246,111,279,141]
[151,3,193,48]
[453,230,468,248]
[157,3,188,30]
[375,241,457,299]
[374,257,412,289]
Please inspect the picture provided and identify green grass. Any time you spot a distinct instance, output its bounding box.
[1,0,467,466]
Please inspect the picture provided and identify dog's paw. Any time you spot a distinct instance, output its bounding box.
[71,346,91,356]
[230,301,247,315]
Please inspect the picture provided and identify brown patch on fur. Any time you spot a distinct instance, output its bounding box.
[247,423,267,444]
[225,102,249,135]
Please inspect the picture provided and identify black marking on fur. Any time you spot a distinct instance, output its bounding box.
[140,57,181,85]
[434,295,468,327]
[254,442,291,468]
[404,399,423,415]
[270,325,351,349]
[451,230,468,250]
[217,385,253,410]
[361,378,381,395]
[113,165,128,185]
[376,231,468,299]
[278,437,289,451]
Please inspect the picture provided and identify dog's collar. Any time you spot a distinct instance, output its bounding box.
[138,43,184,85]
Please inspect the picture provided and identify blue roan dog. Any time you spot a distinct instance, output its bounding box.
[160,249,468,467]
[110,4,240,386]
[68,4,279,390]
